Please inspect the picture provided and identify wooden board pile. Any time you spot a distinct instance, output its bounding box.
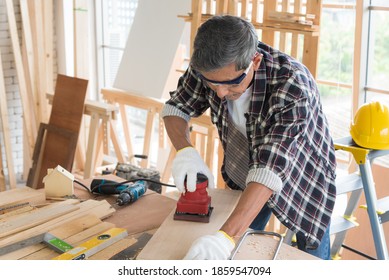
[0,187,135,260]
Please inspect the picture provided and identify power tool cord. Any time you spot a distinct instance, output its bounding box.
[74,178,176,193]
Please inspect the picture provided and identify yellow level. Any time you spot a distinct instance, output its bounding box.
[52,228,128,260]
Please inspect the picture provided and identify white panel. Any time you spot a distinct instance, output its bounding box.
[113,0,190,100]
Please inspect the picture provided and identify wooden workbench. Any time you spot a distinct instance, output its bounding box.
[75,174,177,236]
[0,175,317,260]
[137,188,318,260]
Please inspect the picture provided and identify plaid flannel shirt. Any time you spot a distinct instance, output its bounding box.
[162,42,337,248]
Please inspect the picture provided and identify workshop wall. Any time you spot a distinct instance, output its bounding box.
[0,0,24,182]
[0,0,57,184]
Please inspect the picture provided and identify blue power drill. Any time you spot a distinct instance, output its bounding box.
[90,179,148,206]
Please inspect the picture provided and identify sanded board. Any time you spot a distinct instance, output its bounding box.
[232,233,319,260]
[136,188,241,260]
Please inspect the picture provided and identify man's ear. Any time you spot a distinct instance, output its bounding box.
[253,53,263,70]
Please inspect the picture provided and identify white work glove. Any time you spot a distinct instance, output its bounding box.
[172,147,215,192]
[184,231,235,260]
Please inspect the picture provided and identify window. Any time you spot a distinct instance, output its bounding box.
[318,1,356,141]
[96,0,138,88]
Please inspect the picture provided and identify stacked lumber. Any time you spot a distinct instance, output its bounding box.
[0,187,134,260]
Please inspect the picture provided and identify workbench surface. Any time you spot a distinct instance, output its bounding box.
[0,175,317,260]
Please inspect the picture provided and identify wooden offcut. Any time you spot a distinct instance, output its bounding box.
[0,187,45,210]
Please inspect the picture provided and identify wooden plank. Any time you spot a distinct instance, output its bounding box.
[241,0,248,18]
[31,0,49,122]
[43,0,54,95]
[119,104,135,164]
[83,112,100,179]
[0,202,80,239]
[137,188,241,260]
[190,0,202,56]
[0,205,35,220]
[0,50,16,189]
[20,0,39,130]
[139,109,156,168]
[109,120,126,163]
[0,199,115,248]
[0,214,102,260]
[0,187,45,209]
[0,158,5,192]
[5,0,36,159]
[22,221,116,260]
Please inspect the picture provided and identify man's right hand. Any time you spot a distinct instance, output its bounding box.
[171,147,215,192]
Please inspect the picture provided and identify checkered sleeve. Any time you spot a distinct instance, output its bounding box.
[162,66,210,119]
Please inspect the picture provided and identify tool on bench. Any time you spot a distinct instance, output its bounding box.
[53,227,128,260]
[114,162,162,193]
[0,228,128,260]
[0,232,73,256]
[90,179,148,206]
[173,173,213,223]
[229,230,284,260]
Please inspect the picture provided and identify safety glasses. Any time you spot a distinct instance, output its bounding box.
[198,60,253,86]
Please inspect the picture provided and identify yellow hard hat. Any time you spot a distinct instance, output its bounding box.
[350,101,389,150]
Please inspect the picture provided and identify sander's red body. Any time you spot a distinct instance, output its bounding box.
[173,173,213,223]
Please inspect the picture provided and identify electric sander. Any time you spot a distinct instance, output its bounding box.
[173,173,213,223]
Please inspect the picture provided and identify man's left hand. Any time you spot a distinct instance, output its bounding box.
[183,231,235,260]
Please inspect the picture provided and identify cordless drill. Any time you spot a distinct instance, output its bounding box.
[90,179,148,206]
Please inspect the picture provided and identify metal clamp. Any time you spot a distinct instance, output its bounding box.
[229,230,284,260]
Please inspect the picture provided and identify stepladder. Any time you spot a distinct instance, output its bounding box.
[331,136,389,260]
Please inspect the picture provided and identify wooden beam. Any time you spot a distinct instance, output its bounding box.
[190,0,202,56]
[5,0,36,159]
[43,0,54,95]
[0,50,17,190]
[30,0,49,123]
[20,0,39,130]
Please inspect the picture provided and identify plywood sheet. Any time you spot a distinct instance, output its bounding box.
[137,188,241,260]
[30,74,88,189]
[114,0,190,99]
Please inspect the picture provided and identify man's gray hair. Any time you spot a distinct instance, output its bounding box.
[190,15,258,73]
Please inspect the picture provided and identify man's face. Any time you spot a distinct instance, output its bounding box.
[200,53,262,100]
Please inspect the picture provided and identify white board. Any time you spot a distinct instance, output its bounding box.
[113,0,190,100]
